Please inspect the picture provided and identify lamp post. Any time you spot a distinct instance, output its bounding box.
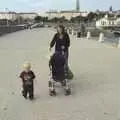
[5,8,9,26]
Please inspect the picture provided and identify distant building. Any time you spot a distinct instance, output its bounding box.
[60,11,77,20]
[45,10,89,20]
[60,11,88,20]
[18,12,38,20]
[109,6,113,12]
[0,12,38,21]
[0,12,17,20]
[46,11,61,20]
[96,14,120,28]
[114,10,120,16]
[44,0,88,20]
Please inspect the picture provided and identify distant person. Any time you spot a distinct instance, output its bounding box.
[81,24,86,36]
[49,25,70,68]
[20,62,36,100]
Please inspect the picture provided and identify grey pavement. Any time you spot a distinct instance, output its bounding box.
[0,28,120,120]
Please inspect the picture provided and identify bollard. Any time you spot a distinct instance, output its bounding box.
[69,29,72,34]
[77,31,81,38]
[67,29,70,34]
[118,38,120,48]
[86,31,91,39]
[73,31,76,36]
[99,32,104,43]
[72,30,76,36]
[72,29,74,35]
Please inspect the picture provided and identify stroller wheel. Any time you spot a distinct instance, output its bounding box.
[61,80,66,87]
[65,88,71,96]
[48,81,52,87]
[49,89,56,96]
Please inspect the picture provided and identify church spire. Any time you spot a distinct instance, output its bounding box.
[76,0,80,12]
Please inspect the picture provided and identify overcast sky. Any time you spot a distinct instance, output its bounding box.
[0,0,119,12]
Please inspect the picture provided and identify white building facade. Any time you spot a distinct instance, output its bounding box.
[0,12,38,21]
[96,15,120,28]
[116,18,120,26]
[0,12,17,20]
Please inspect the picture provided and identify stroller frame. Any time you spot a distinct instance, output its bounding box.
[48,46,71,96]
[48,66,71,96]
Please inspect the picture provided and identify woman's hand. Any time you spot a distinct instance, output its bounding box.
[49,47,52,52]
[61,45,65,50]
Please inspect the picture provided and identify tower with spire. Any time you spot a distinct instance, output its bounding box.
[76,0,80,12]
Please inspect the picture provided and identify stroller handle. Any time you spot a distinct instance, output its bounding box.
[61,45,65,55]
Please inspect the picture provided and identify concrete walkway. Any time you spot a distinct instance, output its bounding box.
[0,28,120,120]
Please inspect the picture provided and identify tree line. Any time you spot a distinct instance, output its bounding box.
[34,12,120,23]
[0,12,120,26]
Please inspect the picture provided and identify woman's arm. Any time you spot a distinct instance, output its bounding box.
[66,33,70,47]
[49,57,52,71]
[50,34,57,50]
[31,71,36,80]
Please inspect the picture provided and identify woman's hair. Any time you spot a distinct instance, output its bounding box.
[57,25,65,34]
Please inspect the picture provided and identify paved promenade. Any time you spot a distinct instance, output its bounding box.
[0,28,120,120]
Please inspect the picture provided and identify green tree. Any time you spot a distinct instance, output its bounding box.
[43,17,48,22]
[59,16,66,22]
[117,14,120,18]
[51,17,59,23]
[87,12,98,21]
[15,16,24,24]
[97,12,106,19]
[34,16,43,23]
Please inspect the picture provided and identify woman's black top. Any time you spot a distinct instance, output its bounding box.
[50,33,70,52]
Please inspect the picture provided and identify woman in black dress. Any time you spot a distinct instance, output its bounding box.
[49,25,70,67]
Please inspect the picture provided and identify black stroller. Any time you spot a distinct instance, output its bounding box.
[48,50,71,96]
